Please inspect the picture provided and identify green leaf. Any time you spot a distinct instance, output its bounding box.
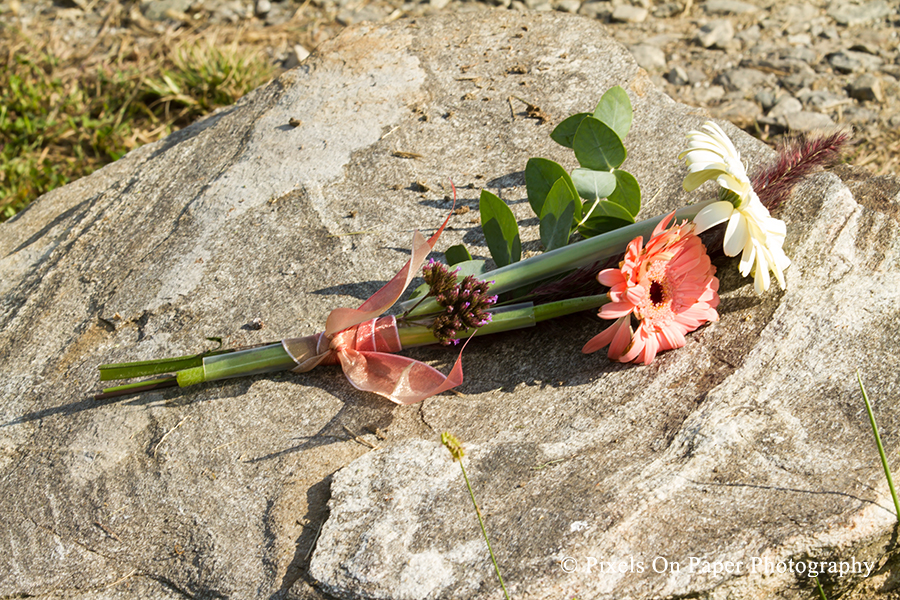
[525,158,577,217]
[407,282,429,300]
[571,168,617,201]
[593,86,633,141]
[578,216,634,238]
[539,178,578,251]
[549,112,590,148]
[451,259,487,278]
[572,117,627,171]
[445,244,472,266]
[479,190,521,267]
[577,199,635,238]
[607,169,641,217]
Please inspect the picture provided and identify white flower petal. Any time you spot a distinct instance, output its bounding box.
[739,237,756,277]
[693,201,734,233]
[680,121,792,294]
[723,211,748,256]
[754,246,771,293]
[716,173,750,197]
[683,169,723,192]
[702,122,741,160]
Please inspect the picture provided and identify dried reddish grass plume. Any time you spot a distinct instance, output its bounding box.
[752,129,851,212]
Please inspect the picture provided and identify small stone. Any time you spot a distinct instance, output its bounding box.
[842,106,880,124]
[711,99,761,128]
[653,1,682,17]
[735,24,761,45]
[692,85,725,104]
[282,44,311,70]
[629,44,667,70]
[703,0,758,15]
[798,89,850,111]
[828,50,884,74]
[578,0,611,18]
[849,41,883,56]
[255,0,271,16]
[788,33,812,46]
[848,74,885,102]
[666,65,690,86]
[755,89,778,110]
[553,0,582,13]
[611,4,648,22]
[882,65,900,80]
[780,72,819,93]
[430,0,452,8]
[767,95,803,118]
[817,26,841,40]
[828,0,892,26]
[140,0,193,21]
[686,68,708,84]
[781,46,819,65]
[695,19,735,49]
[784,110,835,132]
[715,67,771,92]
[775,3,820,33]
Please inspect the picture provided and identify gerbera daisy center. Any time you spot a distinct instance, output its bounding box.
[649,279,666,306]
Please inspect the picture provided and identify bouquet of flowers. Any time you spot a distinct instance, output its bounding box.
[97,87,847,404]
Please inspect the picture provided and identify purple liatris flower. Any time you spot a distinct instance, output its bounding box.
[422,259,459,297]
[421,262,498,345]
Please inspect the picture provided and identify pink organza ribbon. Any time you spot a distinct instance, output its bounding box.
[281,211,464,405]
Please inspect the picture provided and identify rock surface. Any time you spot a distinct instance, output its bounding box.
[2,9,900,600]
[3,0,900,175]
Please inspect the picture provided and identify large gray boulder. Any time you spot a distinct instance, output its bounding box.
[2,9,899,600]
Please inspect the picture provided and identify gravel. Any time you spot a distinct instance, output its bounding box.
[1,0,898,171]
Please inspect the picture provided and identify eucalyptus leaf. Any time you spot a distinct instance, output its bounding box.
[572,168,617,201]
[608,169,641,217]
[407,282,429,300]
[593,86,633,141]
[539,178,578,251]
[525,158,577,217]
[578,199,635,239]
[577,215,635,238]
[451,259,487,278]
[573,117,627,171]
[445,244,473,266]
[549,112,590,149]
[479,190,521,267]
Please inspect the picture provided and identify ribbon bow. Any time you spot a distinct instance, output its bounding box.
[281,210,464,405]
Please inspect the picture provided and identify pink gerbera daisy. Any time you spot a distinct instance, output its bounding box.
[582,212,720,364]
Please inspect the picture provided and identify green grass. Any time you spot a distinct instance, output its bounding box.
[859,369,900,519]
[442,432,511,600]
[0,25,278,221]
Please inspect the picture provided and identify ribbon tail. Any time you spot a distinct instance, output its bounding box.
[282,334,334,372]
[324,195,456,337]
[337,348,464,405]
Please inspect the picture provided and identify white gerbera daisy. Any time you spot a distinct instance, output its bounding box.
[678,121,790,294]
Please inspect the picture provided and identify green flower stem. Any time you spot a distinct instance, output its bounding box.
[101,297,608,391]
[399,295,608,348]
[98,349,234,381]
[401,201,713,318]
[95,376,179,400]
[182,343,298,386]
